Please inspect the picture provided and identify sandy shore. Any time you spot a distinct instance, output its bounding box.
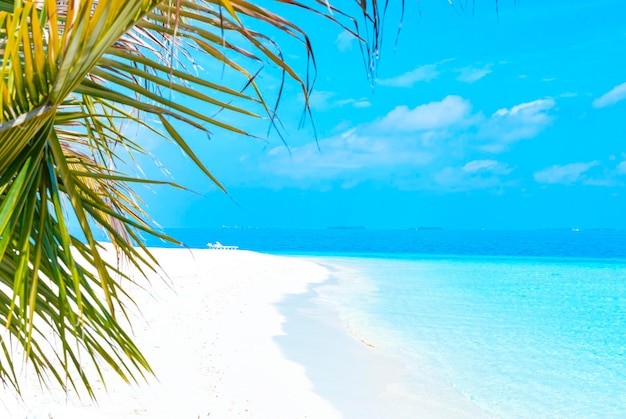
[1,248,489,418]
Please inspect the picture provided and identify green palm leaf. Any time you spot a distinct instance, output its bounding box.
[0,0,393,397]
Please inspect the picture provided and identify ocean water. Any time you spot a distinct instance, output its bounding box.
[148,229,626,417]
[154,228,626,259]
[313,256,626,418]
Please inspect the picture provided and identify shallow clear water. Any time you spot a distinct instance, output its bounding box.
[144,229,626,417]
[315,256,626,418]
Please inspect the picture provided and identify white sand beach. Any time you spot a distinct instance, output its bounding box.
[1,248,488,418]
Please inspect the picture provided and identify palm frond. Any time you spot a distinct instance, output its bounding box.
[0,0,394,397]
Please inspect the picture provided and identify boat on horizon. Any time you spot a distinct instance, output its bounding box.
[207,241,239,250]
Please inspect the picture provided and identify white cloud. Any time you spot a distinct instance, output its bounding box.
[478,99,555,150]
[309,91,371,111]
[336,98,371,108]
[263,128,434,183]
[456,65,492,83]
[260,97,474,186]
[379,96,472,132]
[308,91,336,111]
[583,178,615,187]
[257,96,555,189]
[380,60,492,86]
[462,159,512,174]
[534,161,600,185]
[593,82,626,108]
[494,99,554,119]
[335,31,354,52]
[532,158,626,187]
[434,160,513,191]
[352,100,371,108]
[377,64,439,87]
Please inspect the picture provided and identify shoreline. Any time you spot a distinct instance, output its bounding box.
[278,256,491,419]
[1,248,488,418]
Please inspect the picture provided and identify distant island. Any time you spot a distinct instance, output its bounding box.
[541,228,618,232]
[220,225,260,229]
[327,226,366,230]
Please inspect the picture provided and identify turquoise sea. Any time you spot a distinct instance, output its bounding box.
[149,229,626,417]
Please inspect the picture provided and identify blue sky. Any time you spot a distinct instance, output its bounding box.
[139,0,626,230]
